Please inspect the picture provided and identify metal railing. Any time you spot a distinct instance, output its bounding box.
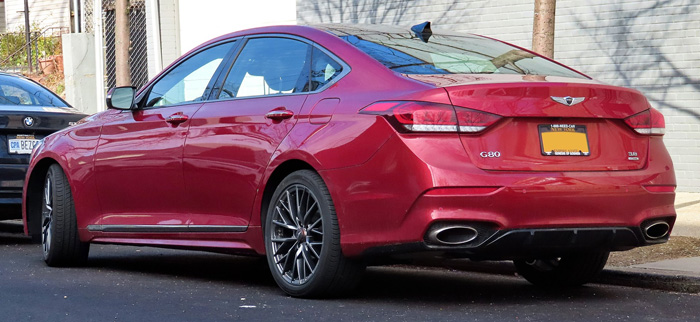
[0,27,69,74]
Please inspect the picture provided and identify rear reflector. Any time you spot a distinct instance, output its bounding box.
[624,109,665,136]
[360,101,501,133]
[643,185,676,193]
[425,187,502,196]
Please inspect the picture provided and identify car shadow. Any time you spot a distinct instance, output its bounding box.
[84,245,617,304]
[86,246,278,288]
[0,220,32,245]
[355,266,615,305]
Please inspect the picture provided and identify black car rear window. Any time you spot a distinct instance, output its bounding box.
[0,75,69,107]
[341,32,587,79]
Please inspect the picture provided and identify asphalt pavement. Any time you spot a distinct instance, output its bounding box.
[0,192,698,321]
[1,232,699,321]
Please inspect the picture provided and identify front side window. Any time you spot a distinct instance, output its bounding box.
[218,38,310,99]
[145,42,234,107]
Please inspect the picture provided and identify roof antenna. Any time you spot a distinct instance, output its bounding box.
[411,21,432,43]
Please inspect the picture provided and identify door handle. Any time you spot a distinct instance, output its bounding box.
[265,109,294,121]
[166,114,189,124]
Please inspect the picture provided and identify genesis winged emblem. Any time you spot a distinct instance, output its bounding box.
[551,96,585,106]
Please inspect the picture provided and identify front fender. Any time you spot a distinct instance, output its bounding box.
[22,116,108,238]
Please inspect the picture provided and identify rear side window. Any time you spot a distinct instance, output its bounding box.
[342,33,586,79]
[218,37,310,99]
[308,47,343,92]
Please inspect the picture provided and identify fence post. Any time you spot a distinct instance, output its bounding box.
[94,0,106,110]
[23,0,32,73]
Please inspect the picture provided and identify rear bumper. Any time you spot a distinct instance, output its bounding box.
[321,133,676,257]
[362,225,669,260]
[0,163,27,220]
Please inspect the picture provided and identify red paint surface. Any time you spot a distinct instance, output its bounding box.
[23,25,676,258]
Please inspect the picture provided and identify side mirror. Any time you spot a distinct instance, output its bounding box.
[106,86,136,110]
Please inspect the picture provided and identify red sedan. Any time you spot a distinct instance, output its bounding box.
[23,23,676,297]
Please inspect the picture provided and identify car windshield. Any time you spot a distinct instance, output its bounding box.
[341,32,586,79]
[0,74,69,107]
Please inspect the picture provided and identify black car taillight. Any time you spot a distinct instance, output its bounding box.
[624,108,665,136]
[360,101,501,133]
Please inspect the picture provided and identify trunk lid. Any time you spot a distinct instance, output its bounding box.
[409,74,651,171]
[0,106,86,164]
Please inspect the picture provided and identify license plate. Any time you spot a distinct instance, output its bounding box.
[539,124,590,156]
[8,135,39,154]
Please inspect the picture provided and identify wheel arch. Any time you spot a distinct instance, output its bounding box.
[24,157,60,238]
[259,159,317,228]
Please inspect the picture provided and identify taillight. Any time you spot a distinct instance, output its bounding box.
[455,107,502,133]
[360,101,501,133]
[624,109,665,136]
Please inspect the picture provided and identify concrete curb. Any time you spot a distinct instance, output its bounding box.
[597,268,700,293]
[438,259,700,294]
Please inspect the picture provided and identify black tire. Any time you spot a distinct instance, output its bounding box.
[42,164,90,266]
[514,251,609,287]
[264,170,365,298]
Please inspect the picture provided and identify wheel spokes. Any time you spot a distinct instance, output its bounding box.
[42,177,53,254]
[270,184,323,285]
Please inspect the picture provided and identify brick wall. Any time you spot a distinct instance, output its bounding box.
[297,0,700,192]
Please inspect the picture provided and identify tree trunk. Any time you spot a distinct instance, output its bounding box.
[115,0,131,86]
[532,0,556,59]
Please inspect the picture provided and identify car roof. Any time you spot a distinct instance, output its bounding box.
[310,23,414,36]
[190,23,426,54]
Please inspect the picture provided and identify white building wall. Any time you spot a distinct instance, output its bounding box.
[146,0,182,78]
[4,0,70,33]
[0,3,6,33]
[158,0,181,69]
[297,0,700,192]
[555,0,700,192]
[177,0,297,54]
[297,0,534,48]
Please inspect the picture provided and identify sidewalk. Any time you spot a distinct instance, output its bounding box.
[598,191,700,293]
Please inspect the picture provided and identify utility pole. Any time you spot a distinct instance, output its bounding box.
[115,0,131,86]
[532,0,556,59]
[23,0,32,73]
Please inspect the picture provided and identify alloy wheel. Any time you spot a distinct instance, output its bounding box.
[41,175,53,258]
[269,184,324,285]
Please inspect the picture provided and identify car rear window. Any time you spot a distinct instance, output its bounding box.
[341,33,586,79]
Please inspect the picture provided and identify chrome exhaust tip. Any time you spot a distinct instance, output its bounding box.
[643,221,670,240]
[427,225,478,245]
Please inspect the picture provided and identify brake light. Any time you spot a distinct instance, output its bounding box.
[360,101,501,133]
[624,109,665,136]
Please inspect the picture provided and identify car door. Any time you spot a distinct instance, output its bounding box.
[93,41,237,229]
[183,37,312,228]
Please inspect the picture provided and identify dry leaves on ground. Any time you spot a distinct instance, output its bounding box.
[607,236,700,267]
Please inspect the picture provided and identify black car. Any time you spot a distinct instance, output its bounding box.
[0,72,87,220]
